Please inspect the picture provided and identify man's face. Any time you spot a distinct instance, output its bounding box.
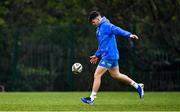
[91,16,101,26]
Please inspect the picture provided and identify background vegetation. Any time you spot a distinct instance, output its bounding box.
[0,0,179,91]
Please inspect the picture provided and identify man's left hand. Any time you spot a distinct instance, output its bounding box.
[130,34,139,39]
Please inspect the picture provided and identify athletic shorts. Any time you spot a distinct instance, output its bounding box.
[98,59,118,68]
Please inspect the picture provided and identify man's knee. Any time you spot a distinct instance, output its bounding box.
[94,74,103,78]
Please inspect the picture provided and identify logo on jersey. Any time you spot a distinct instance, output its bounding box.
[107,63,112,67]
[101,61,105,65]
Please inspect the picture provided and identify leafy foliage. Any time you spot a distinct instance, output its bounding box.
[0,0,179,91]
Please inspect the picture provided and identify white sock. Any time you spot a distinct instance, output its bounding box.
[131,81,139,89]
[90,91,96,101]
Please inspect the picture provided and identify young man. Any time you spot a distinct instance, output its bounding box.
[81,11,144,105]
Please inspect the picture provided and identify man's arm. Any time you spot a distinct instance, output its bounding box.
[110,24,139,39]
[110,24,132,38]
[95,46,101,58]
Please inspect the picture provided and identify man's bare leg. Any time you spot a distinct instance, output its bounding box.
[90,66,107,100]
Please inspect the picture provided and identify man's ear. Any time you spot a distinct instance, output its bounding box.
[98,16,101,21]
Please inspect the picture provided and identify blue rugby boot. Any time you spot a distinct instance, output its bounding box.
[80,97,94,105]
[137,83,144,99]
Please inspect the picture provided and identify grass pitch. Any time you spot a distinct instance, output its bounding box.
[0,92,180,111]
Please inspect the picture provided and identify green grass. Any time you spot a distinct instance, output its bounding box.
[0,92,180,111]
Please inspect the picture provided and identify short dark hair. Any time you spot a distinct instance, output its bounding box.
[88,11,101,22]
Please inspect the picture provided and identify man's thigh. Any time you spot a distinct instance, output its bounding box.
[94,66,107,77]
[108,66,120,76]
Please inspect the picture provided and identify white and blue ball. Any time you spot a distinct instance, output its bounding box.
[72,63,83,74]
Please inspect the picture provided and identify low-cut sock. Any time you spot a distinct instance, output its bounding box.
[90,91,97,101]
[131,81,139,89]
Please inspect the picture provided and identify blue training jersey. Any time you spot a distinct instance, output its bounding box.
[95,16,132,60]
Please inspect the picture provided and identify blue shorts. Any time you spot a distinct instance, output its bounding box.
[98,59,119,68]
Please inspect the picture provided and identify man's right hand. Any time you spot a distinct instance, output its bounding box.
[90,55,98,64]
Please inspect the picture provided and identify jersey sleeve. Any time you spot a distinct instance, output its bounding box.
[95,46,101,57]
[110,24,132,38]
